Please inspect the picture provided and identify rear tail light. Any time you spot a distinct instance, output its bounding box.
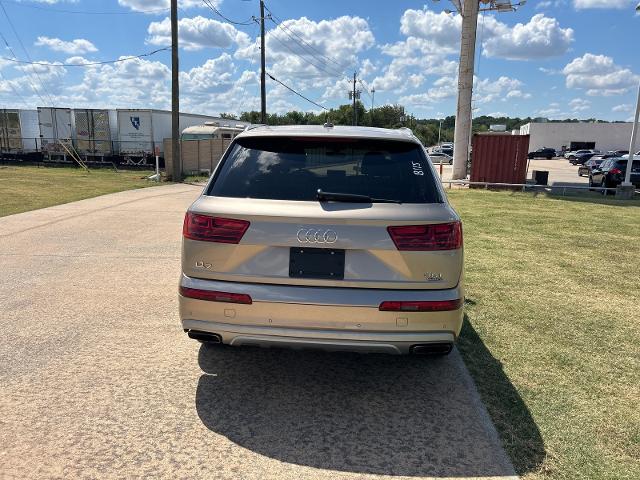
[609,168,622,175]
[183,213,249,243]
[379,299,462,312]
[179,286,252,304]
[387,222,462,251]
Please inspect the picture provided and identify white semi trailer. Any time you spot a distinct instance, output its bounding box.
[116,109,225,163]
[0,109,39,154]
[72,109,118,157]
[37,107,73,154]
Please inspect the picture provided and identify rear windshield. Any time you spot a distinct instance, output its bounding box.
[615,159,640,169]
[208,136,442,203]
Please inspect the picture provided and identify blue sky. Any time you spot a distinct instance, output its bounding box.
[0,0,638,120]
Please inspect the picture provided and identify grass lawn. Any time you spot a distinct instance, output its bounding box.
[447,189,640,480]
[0,165,156,217]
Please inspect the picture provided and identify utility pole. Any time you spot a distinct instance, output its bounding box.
[170,0,181,181]
[371,88,375,126]
[450,0,524,179]
[260,0,266,124]
[438,119,443,146]
[352,72,357,126]
[452,0,479,180]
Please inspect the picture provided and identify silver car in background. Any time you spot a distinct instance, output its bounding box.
[180,125,464,355]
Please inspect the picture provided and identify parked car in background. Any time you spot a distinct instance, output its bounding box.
[570,150,598,165]
[566,149,593,161]
[180,125,464,356]
[438,147,453,156]
[578,158,604,177]
[589,157,640,192]
[527,147,556,159]
[608,150,629,157]
[428,152,453,164]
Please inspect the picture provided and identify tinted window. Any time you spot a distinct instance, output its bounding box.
[615,159,640,169]
[209,136,442,203]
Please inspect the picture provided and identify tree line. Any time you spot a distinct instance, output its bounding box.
[217,102,615,148]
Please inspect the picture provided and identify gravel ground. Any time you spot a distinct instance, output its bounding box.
[0,184,516,480]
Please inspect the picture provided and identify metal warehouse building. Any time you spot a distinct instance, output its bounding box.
[519,122,633,152]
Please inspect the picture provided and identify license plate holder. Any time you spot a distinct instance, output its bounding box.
[289,247,345,280]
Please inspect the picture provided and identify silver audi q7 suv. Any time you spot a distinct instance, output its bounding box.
[180,125,463,355]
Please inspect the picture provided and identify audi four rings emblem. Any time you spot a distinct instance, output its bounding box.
[296,228,338,244]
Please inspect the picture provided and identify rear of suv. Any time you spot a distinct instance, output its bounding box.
[179,125,464,355]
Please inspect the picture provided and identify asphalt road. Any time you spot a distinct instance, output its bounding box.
[0,184,516,480]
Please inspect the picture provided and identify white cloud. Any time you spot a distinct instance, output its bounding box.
[399,75,527,106]
[481,14,574,60]
[237,16,373,83]
[118,0,213,12]
[399,8,461,53]
[475,76,525,103]
[395,7,573,61]
[147,16,250,51]
[180,53,235,94]
[371,56,457,93]
[536,0,568,9]
[569,98,591,111]
[612,104,633,112]
[573,0,633,9]
[562,53,639,96]
[506,90,532,99]
[35,36,97,55]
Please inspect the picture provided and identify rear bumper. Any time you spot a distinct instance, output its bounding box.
[179,275,464,355]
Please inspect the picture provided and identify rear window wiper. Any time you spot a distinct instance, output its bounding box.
[316,189,402,204]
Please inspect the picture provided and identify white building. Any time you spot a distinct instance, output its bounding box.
[519,122,633,152]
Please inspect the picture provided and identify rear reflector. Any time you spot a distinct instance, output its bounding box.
[387,222,462,251]
[379,299,462,312]
[183,213,249,243]
[179,286,252,304]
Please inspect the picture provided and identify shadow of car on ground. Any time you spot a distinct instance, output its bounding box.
[195,321,545,477]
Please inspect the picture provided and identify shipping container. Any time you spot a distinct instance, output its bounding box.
[116,109,224,159]
[0,109,39,153]
[73,109,117,156]
[470,133,530,186]
[38,107,72,153]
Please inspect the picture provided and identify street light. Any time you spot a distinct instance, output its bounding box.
[622,81,639,191]
[621,5,640,195]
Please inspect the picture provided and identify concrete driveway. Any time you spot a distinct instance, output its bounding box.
[0,184,516,480]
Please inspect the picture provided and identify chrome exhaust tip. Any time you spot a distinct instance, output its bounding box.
[410,343,453,356]
[186,330,222,343]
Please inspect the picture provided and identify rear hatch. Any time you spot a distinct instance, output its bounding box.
[183,134,462,290]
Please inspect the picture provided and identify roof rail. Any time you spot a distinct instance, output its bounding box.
[245,124,267,131]
[396,127,415,137]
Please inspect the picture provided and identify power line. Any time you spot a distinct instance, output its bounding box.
[266,17,347,80]
[267,26,347,82]
[0,28,50,105]
[357,78,373,100]
[2,47,171,67]
[263,3,349,74]
[0,0,56,105]
[202,0,255,26]
[266,72,328,111]
[0,0,169,15]
[230,20,261,116]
